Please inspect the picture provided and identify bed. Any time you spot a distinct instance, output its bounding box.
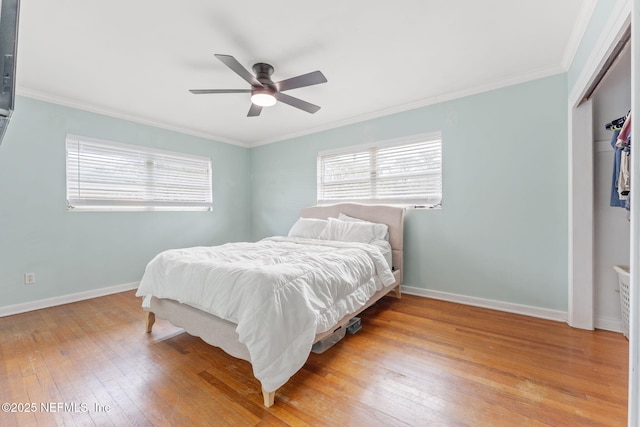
[136,203,405,407]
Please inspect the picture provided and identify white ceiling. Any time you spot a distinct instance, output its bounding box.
[15,1,596,147]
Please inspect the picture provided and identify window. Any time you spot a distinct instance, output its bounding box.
[317,133,442,207]
[66,134,212,211]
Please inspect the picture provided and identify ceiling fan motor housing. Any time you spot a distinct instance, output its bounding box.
[253,63,276,91]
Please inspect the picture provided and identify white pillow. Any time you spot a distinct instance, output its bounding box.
[337,213,388,241]
[318,217,388,244]
[287,218,328,239]
[337,213,361,222]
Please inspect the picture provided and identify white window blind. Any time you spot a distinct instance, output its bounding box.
[317,134,442,206]
[66,135,212,211]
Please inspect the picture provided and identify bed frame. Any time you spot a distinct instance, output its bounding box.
[143,203,405,407]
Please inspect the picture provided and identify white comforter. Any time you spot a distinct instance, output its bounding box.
[135,236,396,392]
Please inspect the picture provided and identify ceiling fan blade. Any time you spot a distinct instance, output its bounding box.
[214,54,263,87]
[274,92,321,114]
[247,103,262,117]
[276,70,327,92]
[189,89,251,94]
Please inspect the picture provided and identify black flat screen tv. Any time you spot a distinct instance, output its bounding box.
[0,0,19,146]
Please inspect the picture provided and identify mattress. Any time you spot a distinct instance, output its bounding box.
[136,236,395,391]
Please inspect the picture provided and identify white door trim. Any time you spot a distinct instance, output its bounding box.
[568,99,594,329]
[628,2,639,424]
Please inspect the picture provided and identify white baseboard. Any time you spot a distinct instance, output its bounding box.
[2,282,615,333]
[0,282,140,317]
[594,315,624,333]
[401,285,568,323]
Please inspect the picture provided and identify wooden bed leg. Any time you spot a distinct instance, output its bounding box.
[262,387,276,407]
[394,285,402,299]
[145,312,156,333]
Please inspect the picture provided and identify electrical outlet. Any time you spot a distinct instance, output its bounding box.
[24,272,36,285]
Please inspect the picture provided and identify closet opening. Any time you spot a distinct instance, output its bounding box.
[591,40,631,335]
[568,20,632,331]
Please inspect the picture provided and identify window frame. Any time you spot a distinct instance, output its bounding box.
[316,132,442,208]
[65,134,213,212]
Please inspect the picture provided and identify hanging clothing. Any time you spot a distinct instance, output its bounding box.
[619,149,631,200]
[610,129,627,207]
[616,113,632,147]
[606,114,627,131]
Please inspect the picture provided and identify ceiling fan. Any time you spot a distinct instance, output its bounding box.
[189,54,328,117]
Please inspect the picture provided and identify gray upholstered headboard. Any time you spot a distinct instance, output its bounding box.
[299,203,405,283]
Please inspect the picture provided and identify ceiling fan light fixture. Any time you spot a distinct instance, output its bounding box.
[251,89,276,107]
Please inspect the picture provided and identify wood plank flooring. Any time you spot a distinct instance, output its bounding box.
[0,291,628,426]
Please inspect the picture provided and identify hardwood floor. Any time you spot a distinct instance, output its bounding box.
[0,291,628,426]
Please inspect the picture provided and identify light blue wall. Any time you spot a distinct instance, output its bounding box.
[0,77,570,312]
[251,74,569,311]
[0,96,251,307]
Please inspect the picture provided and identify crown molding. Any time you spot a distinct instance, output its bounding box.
[19,62,566,150]
[250,64,566,147]
[16,87,250,148]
